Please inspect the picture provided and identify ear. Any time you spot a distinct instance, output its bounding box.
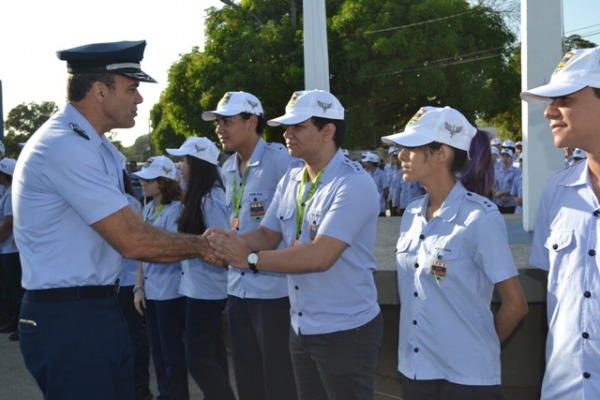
[91,82,106,102]
[247,114,258,131]
[436,144,452,164]
[321,122,336,142]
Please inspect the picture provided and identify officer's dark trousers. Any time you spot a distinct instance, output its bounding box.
[19,295,134,399]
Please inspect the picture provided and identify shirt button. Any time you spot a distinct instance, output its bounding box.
[594,210,600,217]
[412,320,417,325]
[413,292,418,297]
[295,285,299,290]
[583,332,590,339]
[585,291,592,298]
[552,244,558,250]
[298,312,303,317]
[589,249,596,256]
[241,272,245,276]
[414,263,419,269]
[414,348,419,353]
[584,372,591,379]
[419,234,425,240]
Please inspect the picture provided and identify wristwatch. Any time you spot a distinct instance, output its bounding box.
[247,251,259,274]
[132,285,145,294]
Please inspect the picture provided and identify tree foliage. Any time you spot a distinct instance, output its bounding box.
[154,0,517,151]
[4,101,58,157]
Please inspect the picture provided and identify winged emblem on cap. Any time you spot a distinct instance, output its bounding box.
[246,99,259,110]
[317,101,332,113]
[162,166,173,175]
[194,144,206,153]
[444,122,463,138]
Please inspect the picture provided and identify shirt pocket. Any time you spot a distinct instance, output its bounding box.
[276,205,296,245]
[544,229,576,283]
[420,237,463,285]
[395,233,414,279]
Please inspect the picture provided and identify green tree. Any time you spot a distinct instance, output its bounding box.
[564,34,597,52]
[4,101,58,157]
[155,0,516,150]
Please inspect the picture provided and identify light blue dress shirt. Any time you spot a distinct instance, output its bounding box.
[529,161,600,400]
[221,138,293,299]
[261,150,381,335]
[396,182,517,385]
[119,193,143,286]
[369,167,389,213]
[179,186,229,300]
[0,186,16,254]
[13,104,129,289]
[141,200,183,301]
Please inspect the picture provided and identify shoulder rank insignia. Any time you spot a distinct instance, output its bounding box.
[70,123,90,140]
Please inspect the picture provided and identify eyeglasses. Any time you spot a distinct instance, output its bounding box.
[140,178,157,183]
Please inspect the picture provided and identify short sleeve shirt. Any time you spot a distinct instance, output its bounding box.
[529,161,600,399]
[396,182,517,385]
[13,104,129,289]
[221,138,293,299]
[179,185,229,300]
[261,150,381,335]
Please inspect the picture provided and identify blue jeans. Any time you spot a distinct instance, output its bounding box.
[290,312,384,400]
[20,296,134,400]
[184,297,235,400]
[227,295,298,400]
[145,298,188,400]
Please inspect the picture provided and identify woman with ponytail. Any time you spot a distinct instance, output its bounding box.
[381,106,528,400]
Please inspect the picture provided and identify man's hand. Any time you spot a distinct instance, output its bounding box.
[208,228,252,269]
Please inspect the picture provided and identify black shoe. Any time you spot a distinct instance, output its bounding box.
[135,386,153,400]
[8,331,18,341]
[0,319,17,333]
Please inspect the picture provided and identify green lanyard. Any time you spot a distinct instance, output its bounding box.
[145,203,165,223]
[232,167,252,229]
[296,167,325,241]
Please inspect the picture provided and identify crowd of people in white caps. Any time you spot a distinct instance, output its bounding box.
[358,137,586,218]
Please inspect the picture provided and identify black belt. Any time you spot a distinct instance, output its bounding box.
[24,285,120,302]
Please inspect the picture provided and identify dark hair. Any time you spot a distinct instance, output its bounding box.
[311,117,346,148]
[178,155,224,235]
[67,73,115,102]
[156,177,182,205]
[122,170,136,197]
[240,112,267,135]
[0,172,12,185]
[421,130,494,198]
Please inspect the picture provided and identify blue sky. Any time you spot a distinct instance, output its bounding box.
[0,0,596,146]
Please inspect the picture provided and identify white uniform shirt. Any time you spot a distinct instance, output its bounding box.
[529,161,600,400]
[369,167,389,213]
[221,138,292,299]
[396,182,518,385]
[142,200,183,301]
[261,150,381,335]
[13,104,128,289]
[179,186,229,300]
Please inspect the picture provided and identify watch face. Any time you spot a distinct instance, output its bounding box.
[248,252,259,264]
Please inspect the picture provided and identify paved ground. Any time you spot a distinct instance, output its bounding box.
[0,214,538,399]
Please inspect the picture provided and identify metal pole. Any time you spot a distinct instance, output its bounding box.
[303,0,330,91]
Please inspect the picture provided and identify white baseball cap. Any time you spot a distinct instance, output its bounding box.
[133,156,177,180]
[0,158,16,176]
[521,47,600,103]
[268,90,344,126]
[201,91,264,121]
[500,148,514,158]
[361,151,379,163]
[502,139,515,148]
[491,146,500,155]
[166,137,221,166]
[490,138,502,146]
[388,147,399,155]
[381,106,476,152]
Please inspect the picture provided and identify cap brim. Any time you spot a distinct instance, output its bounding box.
[133,170,159,179]
[520,82,586,103]
[201,110,242,121]
[267,114,311,127]
[165,148,188,157]
[380,130,432,148]
[121,71,157,83]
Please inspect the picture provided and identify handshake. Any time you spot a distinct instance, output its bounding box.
[202,228,251,269]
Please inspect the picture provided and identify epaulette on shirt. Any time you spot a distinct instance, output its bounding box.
[265,142,287,152]
[69,123,90,140]
[341,156,365,174]
[464,192,497,213]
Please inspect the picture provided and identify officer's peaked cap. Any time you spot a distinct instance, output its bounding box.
[56,40,157,83]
